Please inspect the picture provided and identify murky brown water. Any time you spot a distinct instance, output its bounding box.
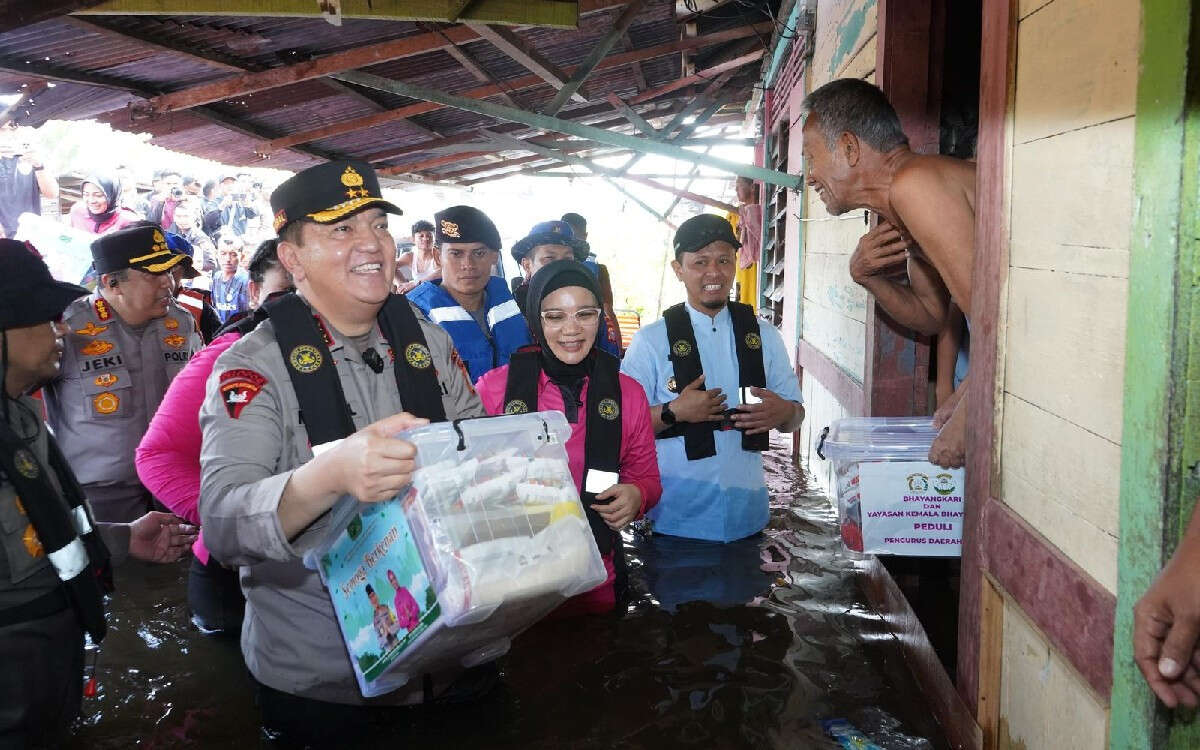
[65,441,947,749]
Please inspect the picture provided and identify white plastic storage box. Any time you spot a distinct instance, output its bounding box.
[818,417,965,558]
[308,410,607,697]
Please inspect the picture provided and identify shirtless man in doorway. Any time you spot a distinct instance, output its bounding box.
[800,78,976,468]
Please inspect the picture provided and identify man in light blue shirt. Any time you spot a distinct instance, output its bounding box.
[622,214,803,542]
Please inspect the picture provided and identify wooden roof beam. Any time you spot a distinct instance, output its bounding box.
[541,0,645,115]
[620,31,648,92]
[76,0,584,26]
[333,71,795,185]
[258,22,772,154]
[628,48,763,105]
[466,23,588,104]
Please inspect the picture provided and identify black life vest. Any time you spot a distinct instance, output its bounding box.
[265,293,447,447]
[658,301,768,460]
[501,347,622,556]
[0,413,111,641]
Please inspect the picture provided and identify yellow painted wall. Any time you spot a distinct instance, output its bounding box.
[792,0,876,481]
[999,597,1110,749]
[998,0,1138,595]
[993,0,1139,746]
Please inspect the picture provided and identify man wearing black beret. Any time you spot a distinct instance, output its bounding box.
[42,224,201,523]
[198,161,489,745]
[621,213,804,542]
[406,205,532,381]
[0,240,195,747]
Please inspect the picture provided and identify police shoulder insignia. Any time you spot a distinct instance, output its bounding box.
[164,317,180,331]
[744,332,762,350]
[94,298,112,321]
[671,340,692,357]
[22,523,43,559]
[74,321,108,337]
[153,230,165,244]
[219,368,268,419]
[93,392,120,415]
[163,334,187,349]
[405,342,432,369]
[13,449,39,479]
[289,345,323,374]
[597,398,620,421]
[504,399,528,415]
[273,209,288,233]
[80,340,115,356]
[93,373,119,388]
[440,220,460,239]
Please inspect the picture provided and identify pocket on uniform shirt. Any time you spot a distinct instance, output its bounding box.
[77,367,134,420]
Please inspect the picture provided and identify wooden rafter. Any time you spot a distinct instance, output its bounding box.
[613,69,735,176]
[605,93,657,136]
[337,68,799,186]
[629,48,764,105]
[466,23,589,104]
[541,0,645,115]
[145,20,770,122]
[258,23,772,154]
[620,32,648,92]
[0,55,338,162]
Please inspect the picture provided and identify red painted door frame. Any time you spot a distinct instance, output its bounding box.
[868,0,943,417]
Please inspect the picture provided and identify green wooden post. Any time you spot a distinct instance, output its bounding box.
[1110,0,1199,747]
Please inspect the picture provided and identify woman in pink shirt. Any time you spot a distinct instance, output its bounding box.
[476,260,661,615]
[135,240,291,634]
[67,173,139,235]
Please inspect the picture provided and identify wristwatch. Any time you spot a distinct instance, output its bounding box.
[661,399,677,425]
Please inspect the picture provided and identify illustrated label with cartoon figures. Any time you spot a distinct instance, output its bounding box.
[852,461,965,557]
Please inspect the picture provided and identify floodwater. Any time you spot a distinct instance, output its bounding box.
[66,441,948,749]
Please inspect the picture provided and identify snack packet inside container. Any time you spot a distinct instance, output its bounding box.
[308,411,606,697]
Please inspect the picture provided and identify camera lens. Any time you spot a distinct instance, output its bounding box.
[171,187,184,198]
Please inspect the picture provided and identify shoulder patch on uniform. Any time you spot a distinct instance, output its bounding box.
[94,298,112,321]
[219,368,268,419]
[74,322,108,337]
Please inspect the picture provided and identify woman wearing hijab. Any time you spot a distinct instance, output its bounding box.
[476,260,661,615]
[66,173,139,235]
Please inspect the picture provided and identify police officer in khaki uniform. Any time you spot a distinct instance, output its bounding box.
[199,161,488,745]
[43,224,202,523]
[0,241,196,748]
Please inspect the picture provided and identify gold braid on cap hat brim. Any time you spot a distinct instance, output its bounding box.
[306,196,391,224]
[126,249,188,274]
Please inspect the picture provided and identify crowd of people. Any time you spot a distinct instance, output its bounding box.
[2,76,1194,748]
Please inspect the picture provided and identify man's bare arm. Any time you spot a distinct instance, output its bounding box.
[850,221,949,335]
[890,164,976,317]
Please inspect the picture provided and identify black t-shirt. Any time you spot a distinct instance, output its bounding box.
[0,156,40,237]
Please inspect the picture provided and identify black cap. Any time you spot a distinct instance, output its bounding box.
[434,205,501,250]
[411,219,434,235]
[270,160,401,234]
[673,213,741,259]
[92,224,189,275]
[0,240,88,328]
[510,220,587,262]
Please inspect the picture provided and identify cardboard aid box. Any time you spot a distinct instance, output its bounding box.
[819,417,965,557]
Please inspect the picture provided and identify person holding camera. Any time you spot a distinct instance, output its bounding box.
[218,173,259,237]
[0,124,58,239]
[146,169,184,231]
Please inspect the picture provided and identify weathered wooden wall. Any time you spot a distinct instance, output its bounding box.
[981,0,1139,746]
[792,0,877,482]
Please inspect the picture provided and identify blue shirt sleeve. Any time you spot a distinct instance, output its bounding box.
[620,325,661,403]
[761,323,803,403]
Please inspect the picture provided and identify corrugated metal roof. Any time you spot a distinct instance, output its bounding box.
[0,0,767,181]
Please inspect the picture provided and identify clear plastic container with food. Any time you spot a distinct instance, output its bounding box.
[818,417,965,557]
[309,411,607,697]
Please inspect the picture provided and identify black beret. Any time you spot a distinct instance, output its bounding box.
[270,160,401,234]
[434,205,501,250]
[92,224,188,275]
[0,240,88,329]
[673,213,741,258]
